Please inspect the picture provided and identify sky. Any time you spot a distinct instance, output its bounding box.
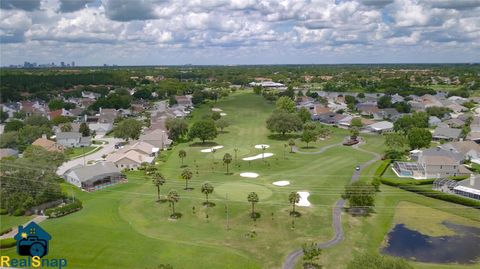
[0,0,479,66]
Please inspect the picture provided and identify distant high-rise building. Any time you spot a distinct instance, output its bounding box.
[72,61,75,67]
[61,61,65,67]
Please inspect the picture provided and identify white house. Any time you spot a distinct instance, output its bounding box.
[56,132,91,148]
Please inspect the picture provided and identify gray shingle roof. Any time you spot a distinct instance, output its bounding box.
[65,162,120,183]
[433,127,461,139]
[57,132,82,140]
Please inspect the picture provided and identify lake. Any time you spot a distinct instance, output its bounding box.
[382,222,480,264]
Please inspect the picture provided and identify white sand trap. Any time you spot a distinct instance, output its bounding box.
[254,144,270,149]
[240,172,259,178]
[296,191,311,207]
[212,108,223,112]
[242,153,274,161]
[200,145,224,152]
[220,113,227,116]
[272,180,290,186]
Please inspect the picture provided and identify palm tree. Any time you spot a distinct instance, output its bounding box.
[247,192,259,219]
[223,153,232,174]
[211,148,216,163]
[283,143,287,159]
[289,192,300,216]
[181,168,193,190]
[261,145,267,160]
[144,164,157,175]
[178,150,186,167]
[167,190,180,217]
[201,182,214,205]
[234,148,238,162]
[152,172,166,201]
[288,139,295,153]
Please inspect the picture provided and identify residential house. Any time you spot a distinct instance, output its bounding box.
[0,148,18,159]
[428,116,442,127]
[98,108,118,124]
[310,105,331,121]
[453,174,480,200]
[175,95,193,108]
[56,132,91,148]
[367,121,394,133]
[317,112,348,125]
[139,128,172,149]
[443,118,465,128]
[32,136,64,152]
[356,103,380,117]
[391,94,405,104]
[82,91,101,99]
[63,162,125,191]
[373,108,400,121]
[107,150,155,170]
[440,141,480,164]
[393,154,470,179]
[47,108,73,120]
[432,127,462,141]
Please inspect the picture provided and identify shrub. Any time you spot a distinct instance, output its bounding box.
[0,238,16,249]
[375,159,392,177]
[13,208,25,216]
[399,185,480,208]
[380,177,434,186]
[45,199,83,218]
[0,208,7,215]
[0,228,12,236]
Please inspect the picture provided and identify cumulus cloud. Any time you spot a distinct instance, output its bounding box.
[0,0,41,11]
[0,0,478,64]
[58,0,96,13]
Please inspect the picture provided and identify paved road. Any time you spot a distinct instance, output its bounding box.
[0,215,48,239]
[282,139,381,269]
[56,137,122,175]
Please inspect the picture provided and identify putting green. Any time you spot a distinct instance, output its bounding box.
[214,182,273,202]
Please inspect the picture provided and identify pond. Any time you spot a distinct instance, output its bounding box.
[382,222,480,264]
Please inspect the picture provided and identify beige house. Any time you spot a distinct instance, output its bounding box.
[106,141,157,170]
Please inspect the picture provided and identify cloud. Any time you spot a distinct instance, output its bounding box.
[58,0,96,13]
[0,0,478,64]
[0,0,41,11]
[103,0,161,21]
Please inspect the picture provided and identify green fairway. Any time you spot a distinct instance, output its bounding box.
[2,91,479,269]
[67,146,98,159]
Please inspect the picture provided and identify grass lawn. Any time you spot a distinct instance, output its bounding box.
[0,215,33,231]
[3,91,479,269]
[67,146,98,159]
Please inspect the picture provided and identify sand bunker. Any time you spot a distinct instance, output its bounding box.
[296,191,311,207]
[200,145,224,152]
[242,153,274,161]
[240,172,259,178]
[212,108,223,112]
[254,144,270,149]
[272,180,290,186]
[220,113,227,116]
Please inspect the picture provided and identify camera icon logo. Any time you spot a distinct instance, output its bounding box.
[14,222,51,258]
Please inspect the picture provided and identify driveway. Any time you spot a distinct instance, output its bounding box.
[56,137,123,175]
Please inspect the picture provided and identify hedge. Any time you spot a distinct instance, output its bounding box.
[374,159,392,177]
[448,175,470,181]
[0,238,16,249]
[45,199,83,218]
[399,185,480,208]
[380,177,434,186]
[0,227,12,236]
[0,208,7,215]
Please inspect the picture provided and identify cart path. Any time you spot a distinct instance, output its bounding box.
[282,141,381,269]
[291,143,342,155]
[0,215,48,239]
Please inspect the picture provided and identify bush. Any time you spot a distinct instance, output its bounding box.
[380,177,434,186]
[45,199,83,218]
[375,159,391,177]
[0,227,12,236]
[13,208,25,216]
[0,208,7,215]
[399,185,480,208]
[0,238,16,249]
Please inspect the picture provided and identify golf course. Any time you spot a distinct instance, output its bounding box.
[2,91,479,269]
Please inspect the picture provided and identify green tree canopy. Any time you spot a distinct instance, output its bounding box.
[276,96,296,113]
[113,119,143,141]
[407,128,432,149]
[166,118,189,141]
[297,107,311,123]
[188,120,217,143]
[347,253,413,269]
[266,110,303,136]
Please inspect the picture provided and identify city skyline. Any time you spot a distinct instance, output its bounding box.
[1,0,479,66]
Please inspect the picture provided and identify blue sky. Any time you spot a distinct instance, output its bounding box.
[0,0,479,66]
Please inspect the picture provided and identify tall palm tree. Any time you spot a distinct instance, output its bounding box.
[289,192,300,216]
[152,172,166,201]
[223,153,232,174]
[288,139,295,153]
[247,192,259,219]
[167,190,180,216]
[201,182,214,205]
[178,150,186,167]
[145,164,158,175]
[181,168,193,190]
